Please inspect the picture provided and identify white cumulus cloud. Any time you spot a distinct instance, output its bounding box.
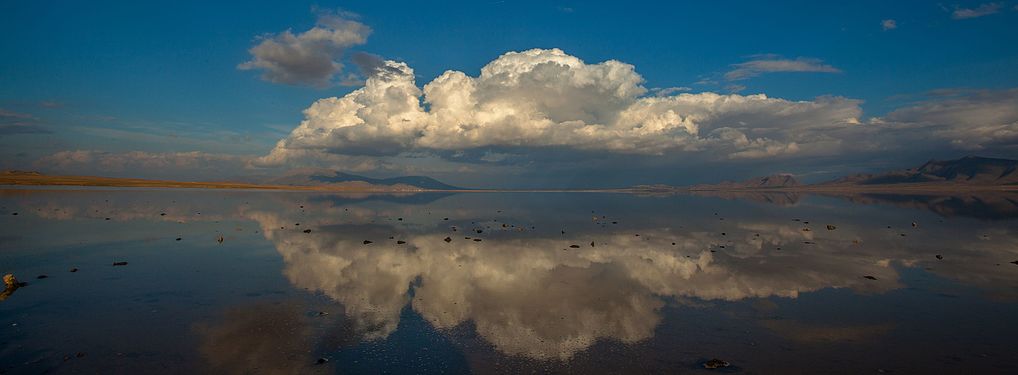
[256,48,863,167]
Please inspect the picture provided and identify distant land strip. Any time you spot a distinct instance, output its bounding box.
[0,172,432,192]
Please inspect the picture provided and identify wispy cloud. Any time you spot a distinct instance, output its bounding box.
[724,55,841,81]
[239,10,371,87]
[881,19,897,30]
[952,2,1002,19]
[0,108,50,135]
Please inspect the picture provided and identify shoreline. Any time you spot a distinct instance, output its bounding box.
[2,174,1017,194]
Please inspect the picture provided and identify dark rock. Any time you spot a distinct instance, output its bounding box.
[444,237,452,242]
[176,237,182,241]
[36,275,47,279]
[863,275,877,280]
[113,261,128,266]
[569,245,580,248]
[703,358,730,369]
[397,240,406,244]
[69,268,78,272]
[826,225,836,230]
[591,241,595,247]
[316,358,329,365]
[936,254,943,260]
[363,240,373,245]
[473,238,482,242]
[303,229,312,233]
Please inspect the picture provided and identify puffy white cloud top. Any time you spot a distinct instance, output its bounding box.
[256,49,865,167]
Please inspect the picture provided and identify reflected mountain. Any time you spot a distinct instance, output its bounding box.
[819,192,1018,220]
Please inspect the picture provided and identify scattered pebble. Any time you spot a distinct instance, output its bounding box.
[363,240,373,245]
[826,225,836,230]
[863,275,878,280]
[444,237,452,242]
[113,261,128,266]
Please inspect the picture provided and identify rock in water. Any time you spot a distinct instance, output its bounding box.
[703,358,730,369]
[444,237,452,243]
[826,225,836,230]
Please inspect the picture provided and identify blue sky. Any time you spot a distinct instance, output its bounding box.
[2,1,1018,187]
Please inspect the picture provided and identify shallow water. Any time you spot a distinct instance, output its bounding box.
[1,188,1017,374]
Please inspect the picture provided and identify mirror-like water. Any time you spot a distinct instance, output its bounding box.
[1,189,1017,374]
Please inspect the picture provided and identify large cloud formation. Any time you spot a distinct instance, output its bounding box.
[258,48,1018,171]
[239,12,371,87]
[256,48,865,166]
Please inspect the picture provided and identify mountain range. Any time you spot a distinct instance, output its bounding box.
[820,156,1018,186]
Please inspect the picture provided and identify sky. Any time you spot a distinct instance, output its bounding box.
[2,0,1018,188]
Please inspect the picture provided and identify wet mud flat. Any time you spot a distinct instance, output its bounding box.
[1,188,1018,373]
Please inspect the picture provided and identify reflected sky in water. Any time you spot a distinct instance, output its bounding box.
[1,189,1017,373]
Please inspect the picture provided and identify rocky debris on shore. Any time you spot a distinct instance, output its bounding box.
[2,274,26,301]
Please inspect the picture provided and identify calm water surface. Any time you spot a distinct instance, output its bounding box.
[1,189,1017,374]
